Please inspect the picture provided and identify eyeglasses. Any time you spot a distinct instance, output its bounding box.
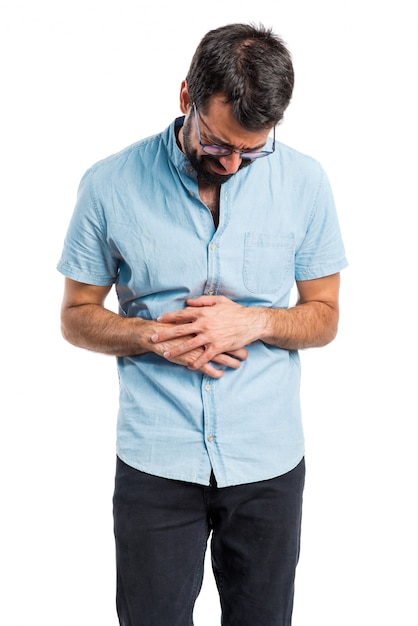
[193,103,275,160]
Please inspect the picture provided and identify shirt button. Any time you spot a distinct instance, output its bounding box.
[205,384,211,391]
[206,290,215,296]
[210,243,216,250]
[207,435,214,443]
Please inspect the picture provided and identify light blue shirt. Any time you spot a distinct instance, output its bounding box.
[57,117,347,487]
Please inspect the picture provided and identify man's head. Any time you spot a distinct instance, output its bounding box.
[185,23,294,130]
[178,23,294,185]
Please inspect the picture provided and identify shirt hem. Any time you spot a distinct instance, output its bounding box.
[116,449,305,489]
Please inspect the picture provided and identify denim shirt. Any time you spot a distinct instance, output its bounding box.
[57,117,347,487]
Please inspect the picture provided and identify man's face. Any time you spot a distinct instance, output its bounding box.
[181,95,271,186]
[182,113,251,185]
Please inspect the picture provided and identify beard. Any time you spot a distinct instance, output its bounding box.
[182,114,253,186]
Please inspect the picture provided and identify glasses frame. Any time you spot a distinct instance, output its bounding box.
[192,103,275,161]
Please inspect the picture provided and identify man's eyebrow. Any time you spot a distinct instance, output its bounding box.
[199,115,266,152]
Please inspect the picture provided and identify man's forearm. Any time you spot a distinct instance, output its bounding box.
[61,304,154,356]
[253,301,339,351]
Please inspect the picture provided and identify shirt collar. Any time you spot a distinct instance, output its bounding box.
[163,116,197,179]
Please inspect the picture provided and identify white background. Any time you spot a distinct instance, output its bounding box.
[1,1,417,624]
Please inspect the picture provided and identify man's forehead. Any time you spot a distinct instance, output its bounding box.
[199,97,270,150]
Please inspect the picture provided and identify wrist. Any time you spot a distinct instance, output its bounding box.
[247,307,273,343]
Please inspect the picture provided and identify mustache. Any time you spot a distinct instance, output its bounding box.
[202,155,252,172]
[202,155,225,170]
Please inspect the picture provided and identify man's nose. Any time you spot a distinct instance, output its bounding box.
[218,151,242,174]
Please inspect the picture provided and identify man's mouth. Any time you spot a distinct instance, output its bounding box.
[205,157,227,175]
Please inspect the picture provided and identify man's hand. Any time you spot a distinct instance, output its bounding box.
[150,324,248,378]
[151,296,258,371]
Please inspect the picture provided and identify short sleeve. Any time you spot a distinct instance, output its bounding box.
[295,166,348,280]
[57,167,119,286]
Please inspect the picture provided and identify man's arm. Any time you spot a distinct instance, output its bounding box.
[259,272,340,349]
[151,273,341,369]
[61,278,147,356]
[60,277,247,378]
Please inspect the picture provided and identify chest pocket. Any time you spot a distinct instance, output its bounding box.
[243,232,295,294]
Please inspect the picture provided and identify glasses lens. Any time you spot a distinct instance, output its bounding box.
[203,146,270,159]
[240,151,268,160]
[203,145,232,156]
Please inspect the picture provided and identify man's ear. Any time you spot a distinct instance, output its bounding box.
[179,80,192,114]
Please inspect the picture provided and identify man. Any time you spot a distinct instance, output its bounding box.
[58,23,347,626]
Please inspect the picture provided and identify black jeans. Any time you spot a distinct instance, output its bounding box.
[113,457,305,626]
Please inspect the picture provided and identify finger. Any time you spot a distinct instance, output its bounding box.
[200,363,225,379]
[186,345,222,371]
[225,348,248,360]
[186,295,225,307]
[157,310,196,324]
[162,336,206,359]
[151,325,196,344]
[163,350,224,379]
[211,354,244,370]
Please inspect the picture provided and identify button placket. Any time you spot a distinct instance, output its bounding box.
[202,377,216,448]
[205,239,218,296]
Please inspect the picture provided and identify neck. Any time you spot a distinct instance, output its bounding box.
[198,182,220,227]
